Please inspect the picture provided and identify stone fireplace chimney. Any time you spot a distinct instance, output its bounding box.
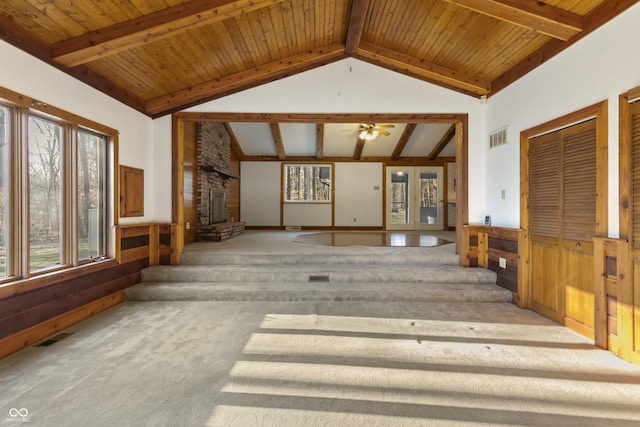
[197,122,231,236]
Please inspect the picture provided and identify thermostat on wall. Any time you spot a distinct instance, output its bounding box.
[484,215,491,226]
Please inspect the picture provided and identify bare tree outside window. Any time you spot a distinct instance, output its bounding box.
[28,116,62,272]
[284,165,331,202]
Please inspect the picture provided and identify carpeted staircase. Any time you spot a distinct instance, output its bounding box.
[125,246,512,303]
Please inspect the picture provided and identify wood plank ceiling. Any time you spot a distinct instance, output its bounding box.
[1,0,633,120]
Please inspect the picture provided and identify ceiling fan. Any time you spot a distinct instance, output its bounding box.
[344,123,396,140]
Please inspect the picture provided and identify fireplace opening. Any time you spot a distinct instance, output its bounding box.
[209,191,226,224]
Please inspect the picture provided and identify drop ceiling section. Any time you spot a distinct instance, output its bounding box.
[225,121,457,160]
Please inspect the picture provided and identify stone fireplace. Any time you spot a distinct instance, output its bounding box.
[196,122,244,241]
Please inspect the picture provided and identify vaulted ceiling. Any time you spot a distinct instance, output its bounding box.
[1,0,635,120]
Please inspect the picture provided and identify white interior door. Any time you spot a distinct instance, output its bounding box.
[386,166,443,230]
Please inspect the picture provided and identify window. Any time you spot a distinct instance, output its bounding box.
[0,87,115,282]
[0,105,8,278]
[28,116,63,272]
[78,130,107,261]
[283,164,331,202]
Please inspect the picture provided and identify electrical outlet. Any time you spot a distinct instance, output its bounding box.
[353,217,357,222]
[499,257,506,269]
[501,189,506,199]
[186,222,191,229]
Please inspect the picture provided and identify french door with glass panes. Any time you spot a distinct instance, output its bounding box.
[386,166,443,230]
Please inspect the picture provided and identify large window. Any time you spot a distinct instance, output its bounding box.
[283,164,331,202]
[0,89,114,282]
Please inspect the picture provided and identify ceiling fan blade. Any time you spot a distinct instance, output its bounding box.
[376,124,396,128]
[379,130,391,136]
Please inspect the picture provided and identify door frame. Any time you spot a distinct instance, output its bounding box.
[172,113,469,260]
[520,101,608,329]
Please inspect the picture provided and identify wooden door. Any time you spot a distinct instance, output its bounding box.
[529,119,597,337]
[620,96,640,363]
[561,121,597,337]
[529,131,562,322]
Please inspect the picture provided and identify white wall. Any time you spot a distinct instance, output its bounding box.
[0,40,155,224]
[485,3,640,236]
[240,161,384,227]
[335,163,382,227]
[283,204,332,227]
[152,58,487,224]
[240,162,281,226]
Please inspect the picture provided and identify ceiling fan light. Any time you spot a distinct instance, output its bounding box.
[359,129,379,140]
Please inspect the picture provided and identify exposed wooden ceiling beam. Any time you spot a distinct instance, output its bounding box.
[356,42,491,96]
[0,15,147,114]
[345,0,370,55]
[223,123,245,160]
[316,124,325,160]
[490,0,638,96]
[242,155,456,164]
[177,112,463,124]
[354,137,366,160]
[52,0,285,67]
[427,124,456,160]
[446,0,582,41]
[146,43,346,117]
[270,123,286,160]
[391,123,417,160]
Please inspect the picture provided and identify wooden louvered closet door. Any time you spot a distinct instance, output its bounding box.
[629,101,640,359]
[529,119,597,335]
[529,131,562,322]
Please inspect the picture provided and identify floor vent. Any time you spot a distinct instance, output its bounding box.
[35,332,74,347]
[309,275,330,282]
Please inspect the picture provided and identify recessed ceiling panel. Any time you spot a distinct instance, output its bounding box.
[323,124,360,157]
[439,140,457,157]
[229,122,276,156]
[401,124,452,157]
[361,124,407,157]
[280,123,317,156]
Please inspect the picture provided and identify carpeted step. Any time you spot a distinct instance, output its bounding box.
[179,252,460,266]
[124,281,512,303]
[140,264,497,284]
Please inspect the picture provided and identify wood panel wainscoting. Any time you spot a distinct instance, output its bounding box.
[592,238,635,362]
[0,223,178,359]
[461,225,526,307]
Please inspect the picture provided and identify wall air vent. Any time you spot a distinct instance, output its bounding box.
[489,127,508,149]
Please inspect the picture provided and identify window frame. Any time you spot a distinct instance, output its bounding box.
[282,163,333,204]
[0,86,117,286]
